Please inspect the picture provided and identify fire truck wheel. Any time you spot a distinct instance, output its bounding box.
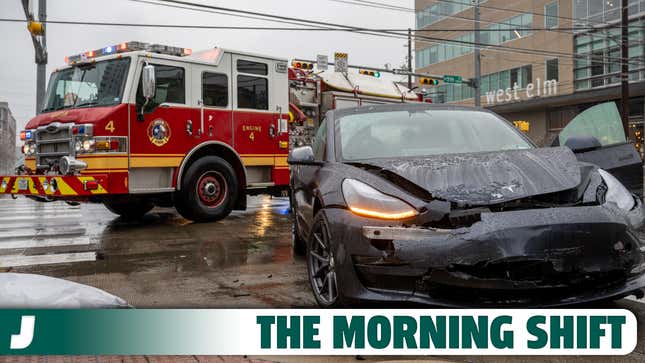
[175,156,238,222]
[103,199,154,219]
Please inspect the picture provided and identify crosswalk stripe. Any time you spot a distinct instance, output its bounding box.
[0,214,82,222]
[0,236,94,250]
[0,252,96,268]
[0,228,86,241]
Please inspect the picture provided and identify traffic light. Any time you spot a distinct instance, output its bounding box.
[27,20,44,36]
[359,69,381,78]
[292,60,314,70]
[419,77,439,86]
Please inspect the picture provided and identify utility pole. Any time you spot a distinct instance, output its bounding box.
[473,0,481,107]
[621,0,630,139]
[21,0,47,115]
[407,28,412,89]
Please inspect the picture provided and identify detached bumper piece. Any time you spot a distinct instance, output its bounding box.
[0,175,110,196]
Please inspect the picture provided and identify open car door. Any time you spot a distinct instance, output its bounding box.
[553,102,643,196]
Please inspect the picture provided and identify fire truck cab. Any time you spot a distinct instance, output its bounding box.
[4,42,290,222]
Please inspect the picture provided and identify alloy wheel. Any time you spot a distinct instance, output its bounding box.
[308,219,338,305]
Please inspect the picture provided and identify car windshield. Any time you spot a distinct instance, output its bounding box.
[338,109,533,160]
[41,58,131,113]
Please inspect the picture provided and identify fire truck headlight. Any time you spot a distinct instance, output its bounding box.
[23,143,36,156]
[82,139,95,153]
[75,140,82,153]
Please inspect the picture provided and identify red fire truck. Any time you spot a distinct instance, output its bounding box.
[2,42,417,222]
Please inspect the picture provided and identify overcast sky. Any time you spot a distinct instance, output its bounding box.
[0,0,414,137]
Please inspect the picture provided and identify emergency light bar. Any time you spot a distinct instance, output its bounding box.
[65,41,192,64]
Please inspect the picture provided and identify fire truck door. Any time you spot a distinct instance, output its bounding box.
[232,55,278,182]
[192,66,233,145]
[130,60,193,191]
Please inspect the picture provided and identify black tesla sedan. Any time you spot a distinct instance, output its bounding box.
[288,103,645,307]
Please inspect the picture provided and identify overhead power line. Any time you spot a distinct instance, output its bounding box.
[436,0,643,29]
[338,0,643,41]
[143,0,643,65]
[0,18,601,33]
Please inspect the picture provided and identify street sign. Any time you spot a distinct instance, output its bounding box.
[334,52,348,73]
[443,75,463,84]
[317,54,328,71]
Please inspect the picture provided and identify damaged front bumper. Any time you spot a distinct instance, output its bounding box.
[325,201,645,307]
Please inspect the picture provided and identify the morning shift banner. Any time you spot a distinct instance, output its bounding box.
[0,309,637,355]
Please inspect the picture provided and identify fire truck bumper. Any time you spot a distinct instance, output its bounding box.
[0,174,112,197]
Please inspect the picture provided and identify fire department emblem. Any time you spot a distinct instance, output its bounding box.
[147,119,171,147]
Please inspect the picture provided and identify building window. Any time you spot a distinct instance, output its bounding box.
[545,1,558,28]
[416,1,488,28]
[546,58,559,81]
[237,75,268,110]
[573,0,645,29]
[573,18,645,90]
[416,13,533,68]
[202,72,228,107]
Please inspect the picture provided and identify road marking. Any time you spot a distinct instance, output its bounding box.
[0,236,93,251]
[0,214,82,222]
[0,252,96,268]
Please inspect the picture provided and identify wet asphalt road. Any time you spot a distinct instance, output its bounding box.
[4,196,645,362]
[0,195,314,308]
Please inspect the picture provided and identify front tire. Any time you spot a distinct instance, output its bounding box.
[290,192,306,255]
[175,156,238,223]
[307,211,343,307]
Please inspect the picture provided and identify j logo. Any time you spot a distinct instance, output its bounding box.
[10,316,35,350]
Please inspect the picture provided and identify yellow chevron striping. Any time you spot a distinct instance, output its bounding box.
[77,176,108,194]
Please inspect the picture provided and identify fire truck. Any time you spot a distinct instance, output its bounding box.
[1,42,417,222]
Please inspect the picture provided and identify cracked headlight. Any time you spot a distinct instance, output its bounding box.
[598,169,635,211]
[342,179,418,220]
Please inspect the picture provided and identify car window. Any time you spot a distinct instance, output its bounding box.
[558,102,626,146]
[338,109,533,160]
[312,118,328,161]
[136,64,185,112]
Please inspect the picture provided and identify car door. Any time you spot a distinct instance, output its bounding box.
[292,118,328,234]
[554,101,643,196]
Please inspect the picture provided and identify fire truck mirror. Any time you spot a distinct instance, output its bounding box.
[142,64,156,100]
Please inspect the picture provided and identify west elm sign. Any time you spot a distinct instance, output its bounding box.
[485,78,558,105]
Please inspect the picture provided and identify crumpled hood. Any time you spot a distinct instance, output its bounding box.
[361,147,582,205]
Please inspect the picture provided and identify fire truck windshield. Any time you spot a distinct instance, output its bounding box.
[41,57,131,113]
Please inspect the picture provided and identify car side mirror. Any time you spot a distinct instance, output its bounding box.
[288,146,323,166]
[564,136,602,153]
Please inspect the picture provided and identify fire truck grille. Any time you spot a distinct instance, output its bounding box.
[35,126,73,170]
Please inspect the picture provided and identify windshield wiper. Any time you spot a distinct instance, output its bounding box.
[74,101,98,108]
